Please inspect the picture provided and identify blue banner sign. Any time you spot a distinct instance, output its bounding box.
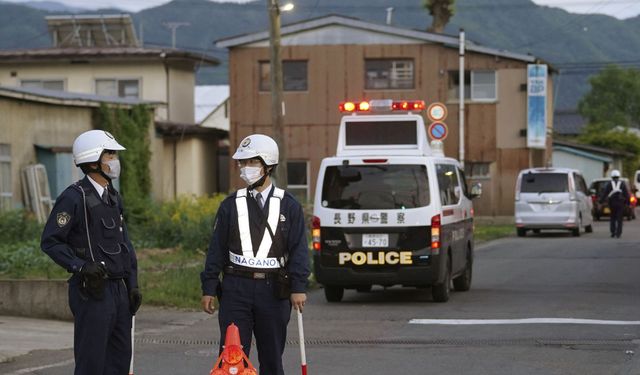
[527,64,548,149]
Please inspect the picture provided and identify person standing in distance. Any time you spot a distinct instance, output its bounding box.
[41,130,142,375]
[599,169,630,238]
[201,134,310,375]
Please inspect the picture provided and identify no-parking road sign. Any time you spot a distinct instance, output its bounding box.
[428,122,448,141]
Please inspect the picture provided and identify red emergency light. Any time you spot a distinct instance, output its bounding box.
[339,100,426,113]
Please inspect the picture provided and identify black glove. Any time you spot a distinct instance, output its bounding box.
[79,261,107,300]
[129,288,142,315]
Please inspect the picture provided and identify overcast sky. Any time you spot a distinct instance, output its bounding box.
[3,0,640,19]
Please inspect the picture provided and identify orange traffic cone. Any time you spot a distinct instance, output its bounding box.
[210,323,257,375]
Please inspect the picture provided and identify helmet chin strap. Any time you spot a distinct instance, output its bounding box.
[84,154,112,183]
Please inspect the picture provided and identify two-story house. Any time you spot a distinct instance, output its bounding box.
[0,14,223,203]
[217,15,554,215]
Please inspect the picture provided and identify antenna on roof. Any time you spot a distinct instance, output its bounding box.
[386,7,394,25]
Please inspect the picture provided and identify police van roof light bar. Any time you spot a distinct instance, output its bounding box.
[339,100,425,113]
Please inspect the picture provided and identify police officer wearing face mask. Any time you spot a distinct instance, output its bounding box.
[201,134,310,375]
[41,130,142,375]
[599,169,630,238]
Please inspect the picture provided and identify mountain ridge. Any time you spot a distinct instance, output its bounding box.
[2,0,640,110]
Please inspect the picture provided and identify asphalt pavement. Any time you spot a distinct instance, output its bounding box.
[1,215,639,374]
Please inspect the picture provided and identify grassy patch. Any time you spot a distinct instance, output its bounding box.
[137,248,204,309]
[475,224,514,243]
[0,240,68,279]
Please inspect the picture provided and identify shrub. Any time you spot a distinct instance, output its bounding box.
[0,240,67,279]
[129,194,226,252]
[0,210,42,243]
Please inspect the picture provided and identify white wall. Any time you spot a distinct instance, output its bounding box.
[552,149,606,184]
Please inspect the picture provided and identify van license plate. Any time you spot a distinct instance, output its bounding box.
[362,234,389,248]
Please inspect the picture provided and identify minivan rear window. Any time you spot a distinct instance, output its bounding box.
[520,173,569,193]
[321,165,430,209]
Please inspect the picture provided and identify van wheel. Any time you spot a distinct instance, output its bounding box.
[453,247,472,292]
[432,256,451,302]
[324,286,344,302]
[356,285,372,293]
[585,224,593,233]
[517,228,526,237]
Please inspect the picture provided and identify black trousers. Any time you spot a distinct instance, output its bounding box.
[609,204,624,237]
[218,274,291,375]
[68,277,132,375]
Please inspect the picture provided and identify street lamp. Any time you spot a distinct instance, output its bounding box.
[267,0,293,187]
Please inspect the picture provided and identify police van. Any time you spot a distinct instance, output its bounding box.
[312,99,481,303]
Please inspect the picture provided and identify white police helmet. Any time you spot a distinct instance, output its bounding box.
[611,169,621,178]
[72,130,125,166]
[232,134,279,166]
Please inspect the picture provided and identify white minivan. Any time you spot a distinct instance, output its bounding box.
[312,99,480,303]
[514,168,593,237]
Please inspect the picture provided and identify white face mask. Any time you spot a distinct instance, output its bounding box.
[240,166,263,185]
[102,159,121,179]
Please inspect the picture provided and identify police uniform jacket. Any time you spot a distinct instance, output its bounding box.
[200,186,310,296]
[600,180,630,208]
[41,176,138,289]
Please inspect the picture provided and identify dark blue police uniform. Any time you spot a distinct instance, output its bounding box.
[41,176,138,375]
[201,186,310,375]
[600,179,630,238]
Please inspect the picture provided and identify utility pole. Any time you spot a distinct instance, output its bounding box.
[459,28,465,168]
[268,0,288,187]
[162,21,190,48]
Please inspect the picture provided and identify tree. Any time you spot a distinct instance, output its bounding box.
[578,123,640,178]
[423,0,455,33]
[578,65,640,129]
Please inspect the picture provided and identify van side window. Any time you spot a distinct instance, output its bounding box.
[573,173,587,194]
[458,168,470,198]
[436,164,460,206]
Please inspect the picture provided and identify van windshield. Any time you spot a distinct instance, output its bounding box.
[321,165,430,209]
[520,173,569,193]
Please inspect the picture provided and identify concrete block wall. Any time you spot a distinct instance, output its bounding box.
[0,280,72,321]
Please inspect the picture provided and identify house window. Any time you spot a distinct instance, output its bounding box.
[95,79,140,98]
[448,70,497,101]
[259,61,308,92]
[365,59,414,89]
[287,161,309,201]
[464,162,491,179]
[21,79,64,91]
[471,71,497,101]
[0,144,12,212]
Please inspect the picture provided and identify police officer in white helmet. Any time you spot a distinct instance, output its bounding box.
[41,130,141,375]
[201,134,310,375]
[599,169,630,238]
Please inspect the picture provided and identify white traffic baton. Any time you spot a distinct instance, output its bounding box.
[129,316,135,375]
[296,309,307,375]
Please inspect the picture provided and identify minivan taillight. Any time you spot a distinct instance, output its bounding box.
[431,214,441,255]
[312,216,321,251]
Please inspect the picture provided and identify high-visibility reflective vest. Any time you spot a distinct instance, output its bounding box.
[229,187,286,271]
[608,180,622,198]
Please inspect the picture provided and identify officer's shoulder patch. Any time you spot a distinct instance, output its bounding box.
[56,212,71,227]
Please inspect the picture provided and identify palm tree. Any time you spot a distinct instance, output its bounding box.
[423,0,455,33]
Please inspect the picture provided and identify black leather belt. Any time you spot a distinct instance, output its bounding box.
[224,266,275,280]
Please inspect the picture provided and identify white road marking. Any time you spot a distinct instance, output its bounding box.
[409,318,640,325]
[5,358,74,375]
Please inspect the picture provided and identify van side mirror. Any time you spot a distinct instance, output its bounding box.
[470,182,482,199]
